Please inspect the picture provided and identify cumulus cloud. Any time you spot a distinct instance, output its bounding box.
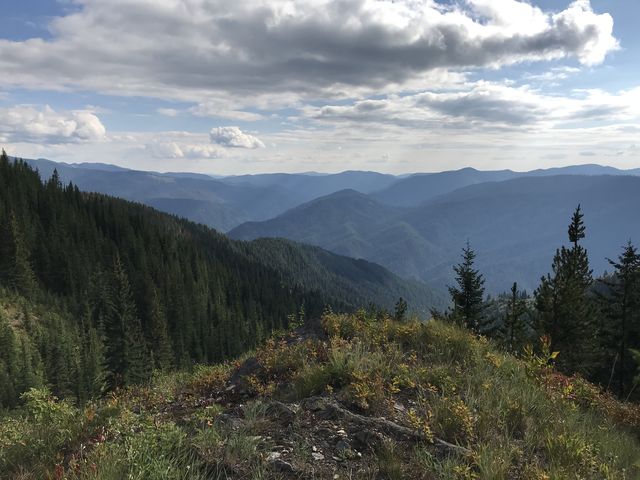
[0,105,106,144]
[0,0,618,103]
[210,126,265,149]
[145,141,227,159]
[144,126,264,159]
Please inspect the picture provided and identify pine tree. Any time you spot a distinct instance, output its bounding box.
[535,205,598,375]
[0,312,18,407]
[0,211,37,295]
[104,256,150,389]
[499,282,530,352]
[394,297,408,322]
[448,241,486,332]
[145,286,173,371]
[599,241,640,397]
[78,305,106,402]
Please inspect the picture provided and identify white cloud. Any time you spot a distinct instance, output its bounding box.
[144,127,264,159]
[0,0,618,104]
[157,108,179,117]
[189,102,265,121]
[145,140,227,159]
[306,82,640,130]
[210,126,265,149]
[0,105,106,144]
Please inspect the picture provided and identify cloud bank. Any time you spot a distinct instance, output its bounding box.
[308,83,640,130]
[0,105,106,144]
[0,0,618,103]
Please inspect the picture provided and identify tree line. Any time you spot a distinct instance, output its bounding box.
[441,205,640,399]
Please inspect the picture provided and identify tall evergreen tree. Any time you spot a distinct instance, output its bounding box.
[394,297,408,322]
[535,205,598,375]
[0,312,18,407]
[448,241,486,332]
[599,241,640,397]
[104,256,150,389]
[499,282,530,353]
[145,285,173,371]
[77,304,106,402]
[0,212,37,295]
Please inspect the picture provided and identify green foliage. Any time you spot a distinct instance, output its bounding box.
[71,422,201,480]
[448,241,486,333]
[496,282,532,353]
[535,205,599,376]
[1,313,639,479]
[0,388,84,478]
[597,241,640,398]
[394,296,408,322]
[0,210,37,296]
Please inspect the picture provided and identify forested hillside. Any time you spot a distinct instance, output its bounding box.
[0,152,436,408]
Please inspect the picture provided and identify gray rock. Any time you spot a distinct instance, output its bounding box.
[215,413,245,430]
[335,440,351,453]
[353,429,383,450]
[271,459,296,473]
[335,439,358,460]
[266,451,282,462]
[303,396,327,412]
[266,401,297,425]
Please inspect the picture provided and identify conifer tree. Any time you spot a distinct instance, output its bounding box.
[17,335,41,394]
[104,256,150,388]
[145,286,173,371]
[78,305,106,402]
[0,212,37,295]
[448,241,486,332]
[499,282,530,352]
[599,241,640,397]
[535,205,597,374]
[394,297,408,322]
[0,312,18,407]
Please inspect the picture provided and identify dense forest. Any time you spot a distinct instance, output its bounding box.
[0,151,433,408]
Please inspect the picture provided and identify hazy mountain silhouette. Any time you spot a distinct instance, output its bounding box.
[231,175,640,294]
[372,165,640,207]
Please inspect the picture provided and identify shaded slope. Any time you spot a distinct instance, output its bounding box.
[244,237,444,312]
[231,189,405,259]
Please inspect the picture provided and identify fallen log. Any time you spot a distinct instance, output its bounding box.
[303,396,472,456]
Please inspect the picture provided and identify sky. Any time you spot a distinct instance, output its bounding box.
[0,0,639,175]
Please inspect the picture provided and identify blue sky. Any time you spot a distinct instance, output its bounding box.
[0,0,638,174]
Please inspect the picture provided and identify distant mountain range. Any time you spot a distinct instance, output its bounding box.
[17,155,640,294]
[23,157,640,232]
[371,164,640,207]
[23,158,398,231]
[230,175,640,294]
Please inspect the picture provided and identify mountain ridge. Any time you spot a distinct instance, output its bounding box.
[230,174,640,294]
